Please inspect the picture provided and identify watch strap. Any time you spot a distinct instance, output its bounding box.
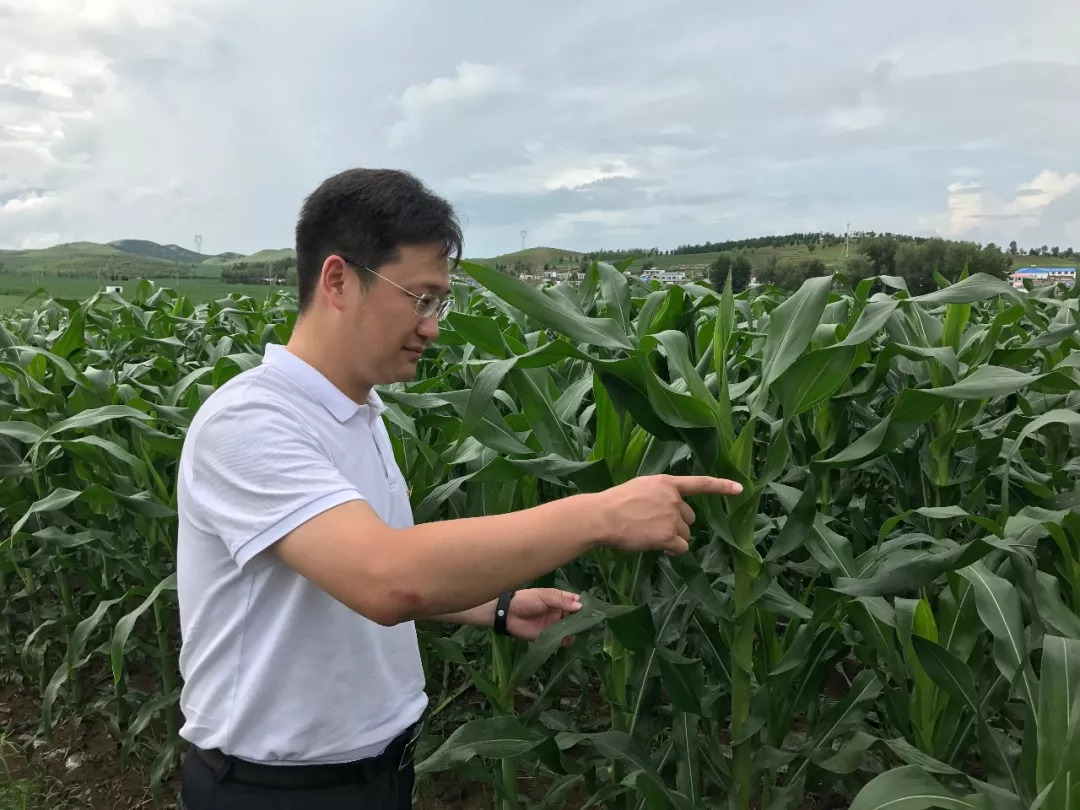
[494,590,516,636]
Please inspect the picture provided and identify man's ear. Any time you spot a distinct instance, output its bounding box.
[320,256,352,312]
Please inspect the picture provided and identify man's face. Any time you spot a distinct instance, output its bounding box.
[347,243,451,386]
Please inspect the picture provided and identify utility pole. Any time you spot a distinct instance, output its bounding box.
[842,223,850,258]
[185,234,203,290]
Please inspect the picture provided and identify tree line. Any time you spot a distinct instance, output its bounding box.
[709,235,1026,296]
[676,232,848,255]
[1008,240,1076,258]
[219,258,297,285]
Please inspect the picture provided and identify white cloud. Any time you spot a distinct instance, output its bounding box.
[387,62,523,147]
[449,154,640,195]
[941,170,1080,238]
[0,191,57,214]
[0,47,114,98]
[827,105,886,132]
[947,182,983,195]
[0,0,191,27]
[77,0,187,27]
[18,231,62,250]
[1017,170,1080,210]
[0,17,121,190]
[544,160,640,190]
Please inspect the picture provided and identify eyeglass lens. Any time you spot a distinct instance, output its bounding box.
[415,295,450,319]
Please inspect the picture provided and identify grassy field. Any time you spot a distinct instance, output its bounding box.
[1010,255,1078,268]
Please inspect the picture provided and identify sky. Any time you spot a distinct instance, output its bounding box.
[1,0,1079,258]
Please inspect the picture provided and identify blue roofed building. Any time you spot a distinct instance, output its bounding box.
[1008,266,1076,289]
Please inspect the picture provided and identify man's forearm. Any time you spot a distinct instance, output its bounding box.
[274,473,725,628]
[430,599,497,627]
[380,492,608,623]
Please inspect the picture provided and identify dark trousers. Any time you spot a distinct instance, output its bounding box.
[178,745,414,809]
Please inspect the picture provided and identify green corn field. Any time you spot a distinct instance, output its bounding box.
[1,264,1079,809]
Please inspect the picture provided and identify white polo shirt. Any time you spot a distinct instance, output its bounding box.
[175,343,427,764]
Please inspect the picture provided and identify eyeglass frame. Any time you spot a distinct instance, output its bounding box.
[339,256,453,320]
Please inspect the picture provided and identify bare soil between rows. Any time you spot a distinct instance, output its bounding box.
[1,678,847,809]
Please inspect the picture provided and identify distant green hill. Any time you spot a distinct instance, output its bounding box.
[624,244,850,273]
[472,246,583,269]
[201,252,250,265]
[0,240,287,280]
[469,244,847,275]
[5,242,118,260]
[225,248,296,265]
[0,242,176,278]
[109,239,211,264]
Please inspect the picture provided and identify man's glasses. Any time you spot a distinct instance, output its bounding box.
[341,257,452,320]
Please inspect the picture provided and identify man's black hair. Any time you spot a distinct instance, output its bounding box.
[294,168,463,312]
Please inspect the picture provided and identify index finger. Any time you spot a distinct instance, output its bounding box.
[669,475,744,496]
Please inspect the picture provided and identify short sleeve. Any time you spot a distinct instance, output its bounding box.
[187,400,363,570]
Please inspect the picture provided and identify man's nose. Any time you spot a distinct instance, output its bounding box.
[417,315,439,340]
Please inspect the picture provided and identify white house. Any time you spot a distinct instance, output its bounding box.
[1008,267,1076,289]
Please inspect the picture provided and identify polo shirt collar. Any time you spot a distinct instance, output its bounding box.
[262,343,385,422]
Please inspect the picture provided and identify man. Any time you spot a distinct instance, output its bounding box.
[175,168,742,809]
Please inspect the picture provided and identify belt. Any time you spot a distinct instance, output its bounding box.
[190,719,423,790]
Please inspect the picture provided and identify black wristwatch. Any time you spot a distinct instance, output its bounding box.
[494,590,516,636]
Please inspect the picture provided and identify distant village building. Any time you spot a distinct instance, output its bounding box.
[641,266,697,284]
[639,269,687,284]
[1008,267,1076,289]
